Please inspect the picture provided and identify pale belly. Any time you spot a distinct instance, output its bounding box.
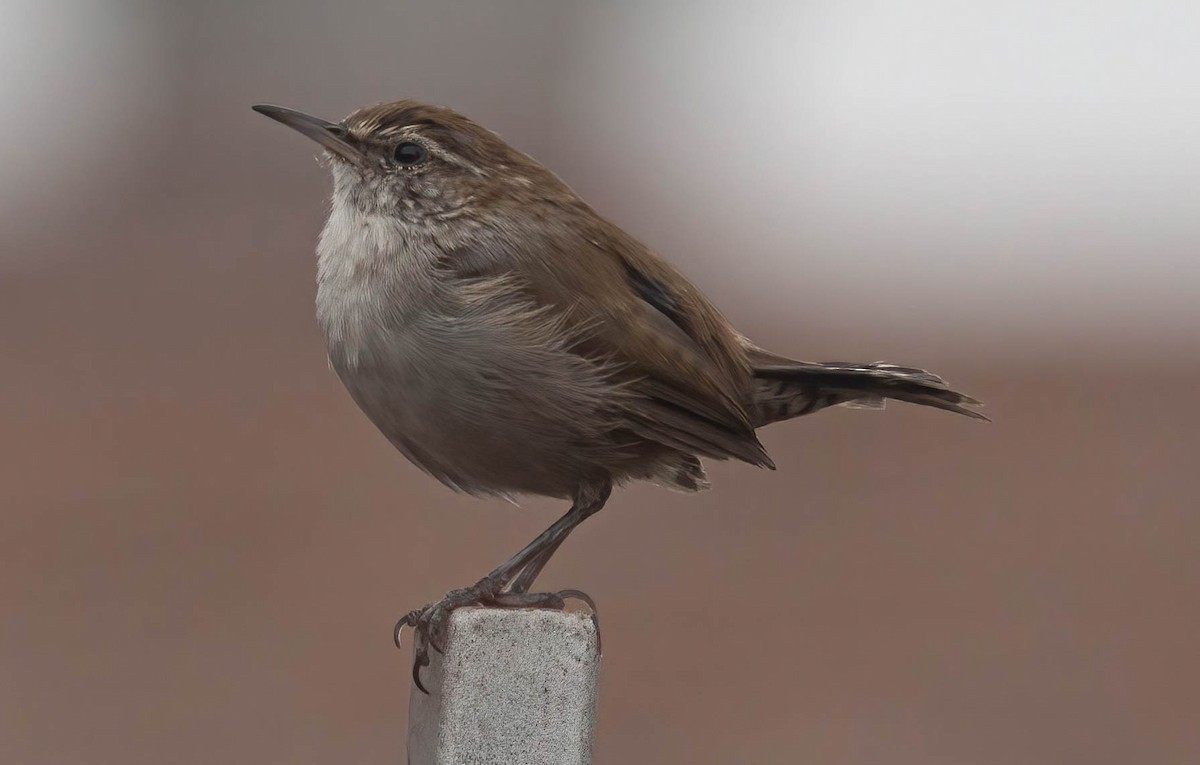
[327,308,621,499]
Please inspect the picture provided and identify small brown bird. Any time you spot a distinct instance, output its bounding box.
[253,100,985,691]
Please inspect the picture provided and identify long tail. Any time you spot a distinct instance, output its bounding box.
[747,348,988,427]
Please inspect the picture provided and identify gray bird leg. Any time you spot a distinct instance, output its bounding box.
[507,538,565,594]
[396,481,611,693]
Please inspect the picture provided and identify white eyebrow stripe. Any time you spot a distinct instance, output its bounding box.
[423,141,486,176]
[372,123,419,138]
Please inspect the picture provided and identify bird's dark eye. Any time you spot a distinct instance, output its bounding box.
[393,141,427,166]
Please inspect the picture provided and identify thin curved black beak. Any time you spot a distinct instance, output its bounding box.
[252,104,365,166]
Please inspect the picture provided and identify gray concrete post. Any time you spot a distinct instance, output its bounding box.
[406,607,601,765]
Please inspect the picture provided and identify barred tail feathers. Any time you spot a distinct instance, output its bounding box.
[750,356,987,427]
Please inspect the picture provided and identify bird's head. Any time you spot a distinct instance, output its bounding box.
[254,100,558,224]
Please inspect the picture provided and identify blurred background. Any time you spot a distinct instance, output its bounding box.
[2,1,1197,762]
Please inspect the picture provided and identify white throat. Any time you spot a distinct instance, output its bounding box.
[315,193,442,368]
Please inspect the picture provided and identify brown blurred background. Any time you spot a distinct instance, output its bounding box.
[2,1,1197,763]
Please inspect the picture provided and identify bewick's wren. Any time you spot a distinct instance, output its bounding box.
[253,100,985,691]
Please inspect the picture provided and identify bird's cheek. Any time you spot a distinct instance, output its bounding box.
[413,180,442,201]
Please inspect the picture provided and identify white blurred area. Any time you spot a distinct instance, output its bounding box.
[555,1,1200,354]
[0,0,169,253]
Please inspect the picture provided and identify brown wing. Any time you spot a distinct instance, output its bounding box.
[442,208,774,469]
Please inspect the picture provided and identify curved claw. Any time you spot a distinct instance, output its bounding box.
[411,642,430,695]
[393,576,509,694]
[395,607,433,694]
[393,610,419,649]
[556,589,597,614]
[557,589,601,653]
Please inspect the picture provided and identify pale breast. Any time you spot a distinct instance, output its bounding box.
[314,203,624,497]
[315,200,445,366]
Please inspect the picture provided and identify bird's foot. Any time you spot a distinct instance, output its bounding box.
[394,579,598,694]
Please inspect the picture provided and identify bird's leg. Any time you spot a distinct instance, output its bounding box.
[395,481,611,693]
[506,538,566,594]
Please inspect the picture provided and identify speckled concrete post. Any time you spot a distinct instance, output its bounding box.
[406,607,600,765]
